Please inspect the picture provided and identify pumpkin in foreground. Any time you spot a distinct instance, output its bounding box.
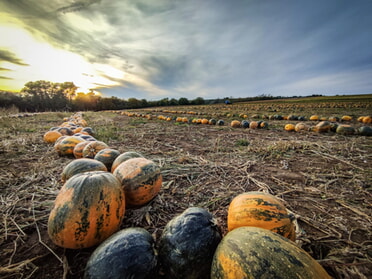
[48,171,125,249]
[211,226,331,279]
[84,227,157,279]
[113,157,162,207]
[158,207,222,279]
[227,191,295,241]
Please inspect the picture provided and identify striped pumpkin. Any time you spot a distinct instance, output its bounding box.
[113,157,162,207]
[227,192,295,241]
[48,171,125,249]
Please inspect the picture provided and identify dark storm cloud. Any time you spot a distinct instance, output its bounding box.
[1,0,372,98]
[0,49,29,66]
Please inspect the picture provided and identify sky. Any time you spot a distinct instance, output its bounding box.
[1,0,372,100]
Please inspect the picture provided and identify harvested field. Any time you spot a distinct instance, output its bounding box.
[0,101,371,278]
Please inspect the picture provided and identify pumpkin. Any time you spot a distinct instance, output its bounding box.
[158,207,222,279]
[48,171,125,249]
[328,116,339,122]
[295,123,308,132]
[43,130,63,143]
[284,124,295,132]
[362,116,372,124]
[259,121,269,129]
[73,141,91,159]
[313,121,332,133]
[84,227,157,279]
[241,120,249,128]
[57,127,74,136]
[210,226,331,279]
[230,120,241,128]
[357,126,372,136]
[309,115,319,121]
[55,136,85,157]
[94,148,120,171]
[249,121,258,129]
[217,120,225,126]
[83,141,109,158]
[341,115,352,122]
[336,125,355,135]
[209,119,217,125]
[111,151,144,173]
[81,127,95,136]
[227,191,295,241]
[113,157,162,207]
[61,158,107,183]
[201,118,209,125]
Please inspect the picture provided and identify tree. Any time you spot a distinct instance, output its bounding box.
[20,80,76,111]
[178,97,189,105]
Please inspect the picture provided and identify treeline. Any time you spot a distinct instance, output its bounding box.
[0,80,317,112]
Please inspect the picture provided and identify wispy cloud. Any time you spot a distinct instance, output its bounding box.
[1,0,372,98]
[0,49,29,66]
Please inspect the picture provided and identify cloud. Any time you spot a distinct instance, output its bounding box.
[0,49,29,66]
[1,0,372,98]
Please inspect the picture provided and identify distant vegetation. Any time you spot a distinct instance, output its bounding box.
[0,80,370,112]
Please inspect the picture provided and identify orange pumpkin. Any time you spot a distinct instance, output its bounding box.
[230,120,241,128]
[284,124,295,131]
[43,130,63,143]
[309,115,319,121]
[113,157,162,207]
[227,191,295,241]
[341,115,352,122]
[249,121,258,129]
[48,171,125,249]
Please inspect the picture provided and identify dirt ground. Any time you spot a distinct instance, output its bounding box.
[0,110,371,278]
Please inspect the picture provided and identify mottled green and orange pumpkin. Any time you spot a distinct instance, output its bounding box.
[211,226,331,279]
[73,141,91,159]
[82,141,109,158]
[48,171,125,249]
[113,157,162,207]
[336,124,355,135]
[295,123,309,132]
[61,158,108,183]
[111,151,144,173]
[94,148,120,171]
[227,191,295,241]
[313,121,332,133]
[55,136,85,157]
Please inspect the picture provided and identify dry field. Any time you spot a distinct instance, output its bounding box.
[0,97,371,278]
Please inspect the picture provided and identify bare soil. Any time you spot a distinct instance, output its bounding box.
[0,110,371,278]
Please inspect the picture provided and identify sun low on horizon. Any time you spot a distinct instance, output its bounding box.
[0,18,124,94]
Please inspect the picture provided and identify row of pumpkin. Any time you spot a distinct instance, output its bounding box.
[125,108,372,123]
[120,110,372,136]
[43,112,331,278]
